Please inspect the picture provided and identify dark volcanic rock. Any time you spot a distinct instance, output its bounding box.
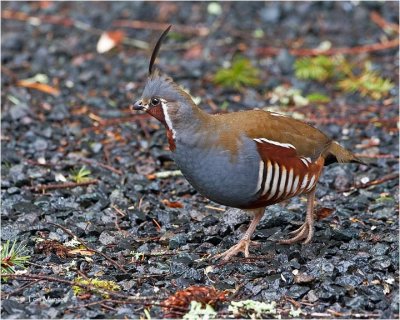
[1,1,398,319]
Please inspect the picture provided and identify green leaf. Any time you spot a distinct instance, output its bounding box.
[306,93,331,103]
[220,101,229,111]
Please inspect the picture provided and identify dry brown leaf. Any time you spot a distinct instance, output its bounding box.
[316,207,334,221]
[294,273,315,284]
[162,199,184,208]
[184,43,203,60]
[68,248,95,256]
[35,240,69,258]
[17,80,60,96]
[97,30,125,53]
[162,286,226,318]
[77,293,92,300]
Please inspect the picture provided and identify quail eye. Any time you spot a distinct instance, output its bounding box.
[150,97,160,106]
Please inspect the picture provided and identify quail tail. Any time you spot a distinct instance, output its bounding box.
[325,141,367,165]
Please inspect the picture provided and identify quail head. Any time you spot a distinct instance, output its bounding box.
[132,26,364,261]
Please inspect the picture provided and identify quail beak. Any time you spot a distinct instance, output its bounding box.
[131,100,146,111]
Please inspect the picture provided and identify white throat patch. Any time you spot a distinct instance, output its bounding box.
[160,99,176,138]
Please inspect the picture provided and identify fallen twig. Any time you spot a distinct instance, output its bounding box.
[112,206,130,237]
[81,114,151,133]
[370,11,399,34]
[257,38,399,57]
[339,172,398,193]
[77,157,123,175]
[284,295,301,308]
[112,20,209,36]
[1,10,148,49]
[68,298,188,315]
[146,170,182,180]
[307,116,399,126]
[48,223,128,274]
[204,205,226,212]
[1,279,41,298]
[354,153,397,160]
[30,179,99,192]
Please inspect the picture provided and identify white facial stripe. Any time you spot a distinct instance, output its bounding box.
[255,161,264,193]
[160,100,176,138]
[286,168,294,195]
[262,161,273,196]
[267,162,280,200]
[291,174,300,195]
[306,175,316,192]
[143,104,149,111]
[254,138,295,149]
[300,173,309,192]
[276,166,287,199]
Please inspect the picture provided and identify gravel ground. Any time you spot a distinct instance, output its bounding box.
[1,1,399,319]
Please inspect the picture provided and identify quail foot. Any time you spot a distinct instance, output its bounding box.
[131,26,364,261]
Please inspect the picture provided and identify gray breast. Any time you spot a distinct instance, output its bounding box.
[172,136,260,208]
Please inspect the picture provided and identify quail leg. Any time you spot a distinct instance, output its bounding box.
[279,188,316,244]
[214,207,265,261]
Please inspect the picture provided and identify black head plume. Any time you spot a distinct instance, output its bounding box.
[149,25,172,75]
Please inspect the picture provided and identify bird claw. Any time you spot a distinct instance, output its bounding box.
[214,239,260,261]
[278,221,314,245]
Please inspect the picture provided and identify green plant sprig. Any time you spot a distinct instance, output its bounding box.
[294,55,393,100]
[214,56,261,90]
[1,240,30,275]
[69,166,92,183]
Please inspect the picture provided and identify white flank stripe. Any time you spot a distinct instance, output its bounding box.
[300,173,309,192]
[255,161,264,193]
[286,168,294,195]
[267,162,280,200]
[253,138,296,149]
[291,174,300,195]
[300,158,309,167]
[261,161,273,196]
[161,100,176,138]
[276,166,287,199]
[305,157,312,163]
[306,175,316,192]
[270,112,286,117]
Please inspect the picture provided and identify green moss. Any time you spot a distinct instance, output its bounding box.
[73,276,121,298]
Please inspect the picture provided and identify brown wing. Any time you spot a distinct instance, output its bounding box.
[213,110,332,161]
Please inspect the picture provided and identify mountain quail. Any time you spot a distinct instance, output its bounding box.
[132,26,364,260]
